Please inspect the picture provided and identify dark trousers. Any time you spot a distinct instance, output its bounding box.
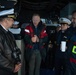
[55,53,66,75]
[29,50,41,75]
[0,69,17,75]
[64,64,76,75]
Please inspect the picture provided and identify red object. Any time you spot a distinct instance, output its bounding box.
[70,57,76,64]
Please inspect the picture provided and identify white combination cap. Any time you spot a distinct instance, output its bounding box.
[0,8,15,19]
[59,18,71,25]
[13,21,19,25]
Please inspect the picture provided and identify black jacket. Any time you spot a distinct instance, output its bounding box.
[0,25,21,72]
[24,21,48,61]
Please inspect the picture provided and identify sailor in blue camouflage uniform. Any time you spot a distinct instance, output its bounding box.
[55,18,71,75]
[64,10,76,75]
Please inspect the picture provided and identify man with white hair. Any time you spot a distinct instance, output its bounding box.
[0,8,21,75]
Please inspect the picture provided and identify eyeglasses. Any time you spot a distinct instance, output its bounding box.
[6,18,14,22]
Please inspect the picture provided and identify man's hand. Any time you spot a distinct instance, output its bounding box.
[31,35,37,43]
[14,63,21,73]
[31,35,39,43]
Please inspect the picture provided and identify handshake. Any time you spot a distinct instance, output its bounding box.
[31,35,39,43]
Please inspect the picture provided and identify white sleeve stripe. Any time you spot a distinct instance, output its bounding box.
[44,30,46,33]
[25,29,30,33]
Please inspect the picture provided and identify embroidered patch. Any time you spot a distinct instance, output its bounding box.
[25,29,30,33]
[72,46,76,54]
